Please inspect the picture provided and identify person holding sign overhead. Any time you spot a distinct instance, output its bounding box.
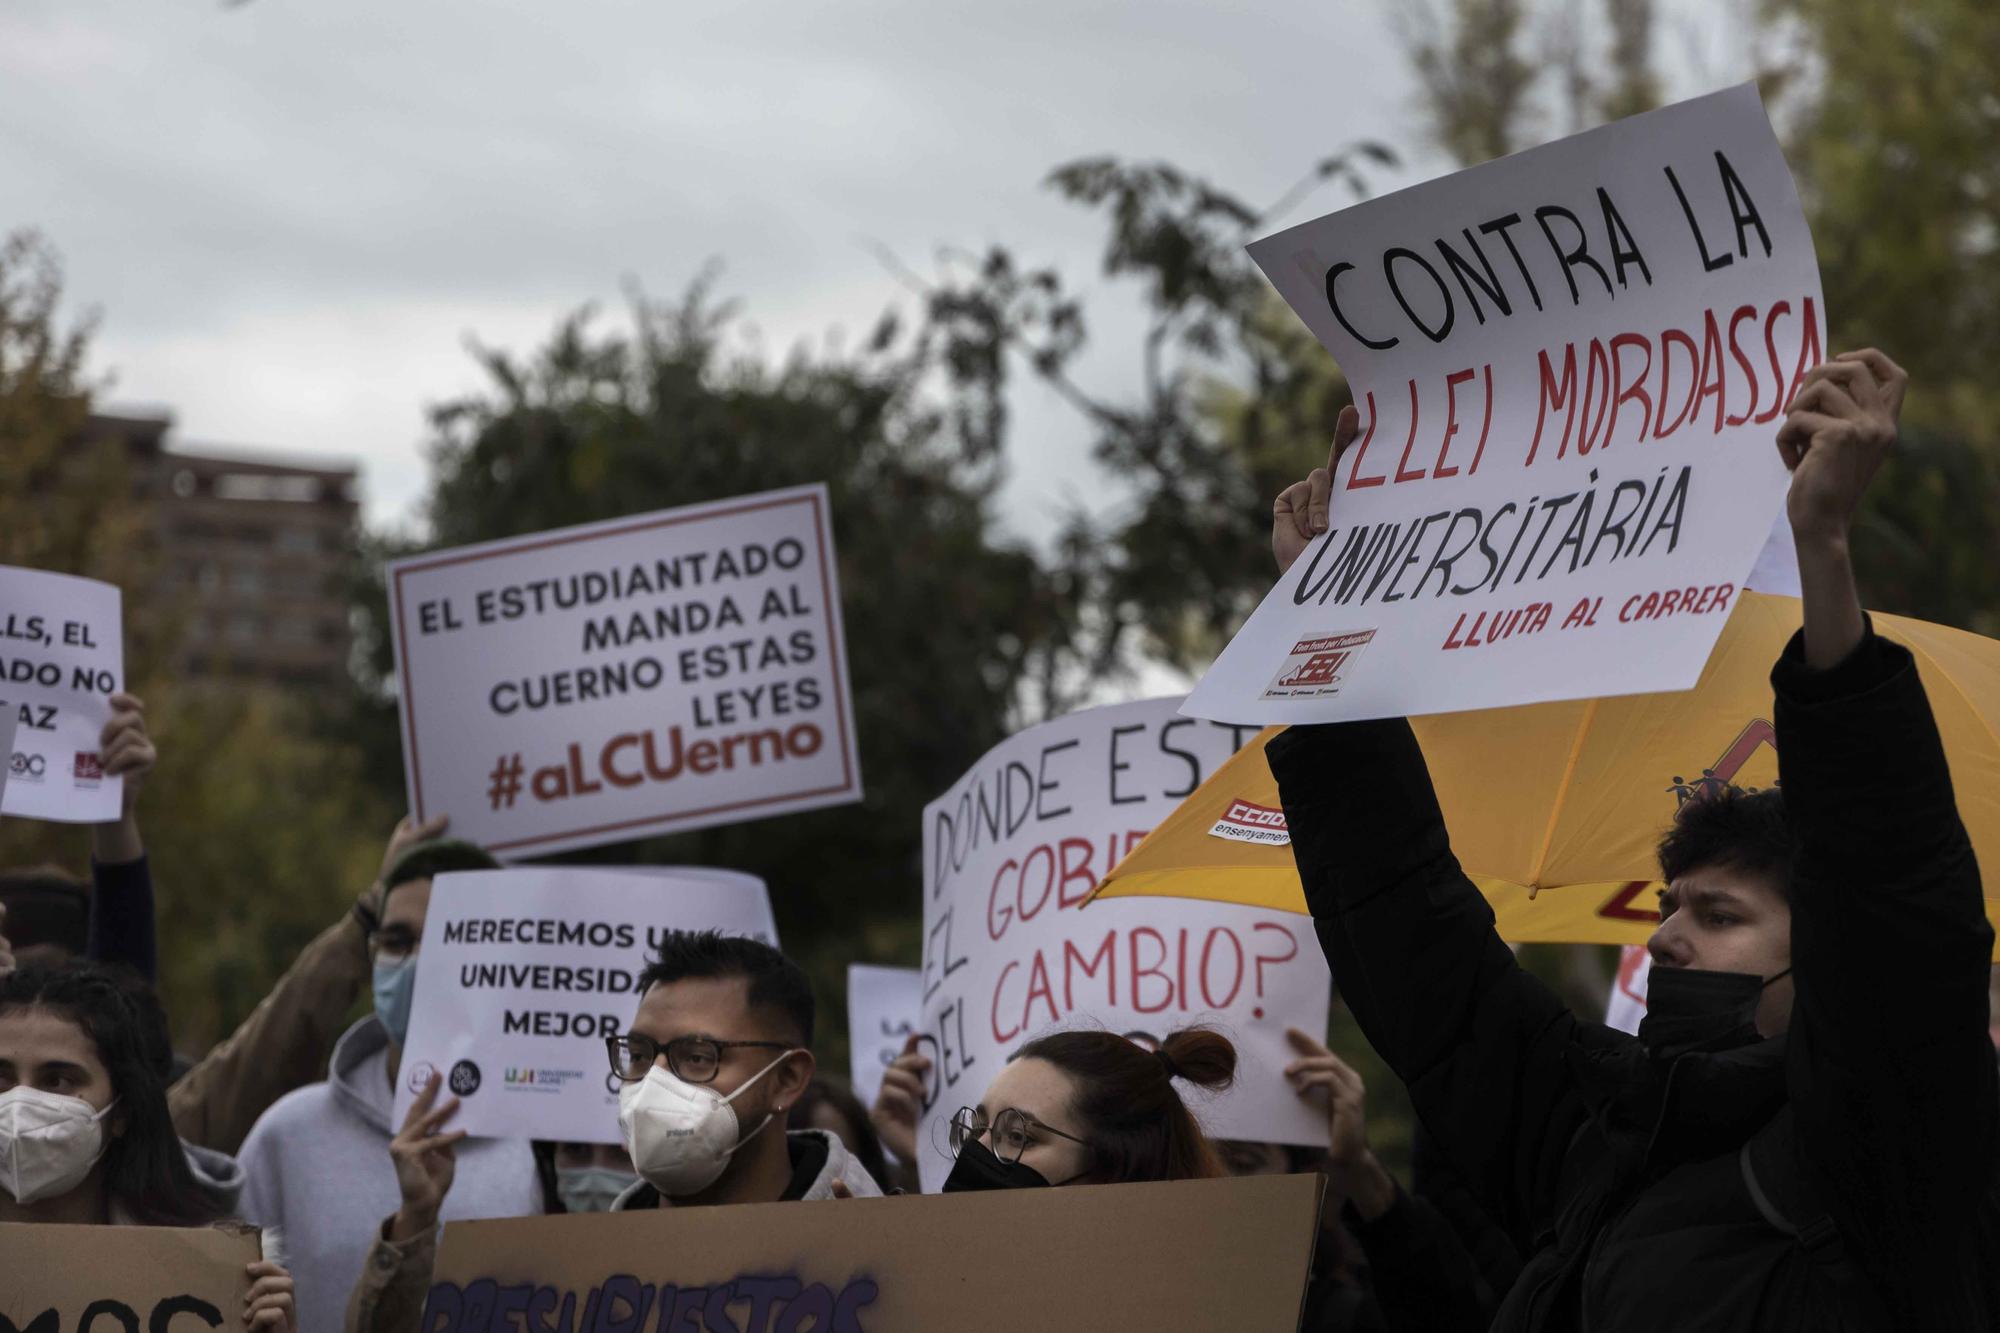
[0,961,299,1331]
[1265,350,1998,1330]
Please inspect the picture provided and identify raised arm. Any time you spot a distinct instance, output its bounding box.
[169,814,446,1153]
[1267,410,1592,1246]
[1772,349,1996,1314]
[88,693,158,981]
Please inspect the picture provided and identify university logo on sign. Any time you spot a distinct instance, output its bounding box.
[1263,631,1377,699]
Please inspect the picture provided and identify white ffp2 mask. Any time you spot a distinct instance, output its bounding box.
[0,1086,118,1204]
[616,1051,795,1198]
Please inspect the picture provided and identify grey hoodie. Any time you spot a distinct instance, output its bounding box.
[183,1139,245,1215]
[235,1015,541,1333]
[610,1128,885,1210]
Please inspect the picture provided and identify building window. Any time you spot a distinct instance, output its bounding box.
[274,528,318,556]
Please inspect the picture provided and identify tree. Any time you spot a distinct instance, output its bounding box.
[0,231,393,1049]
[347,279,1094,1020]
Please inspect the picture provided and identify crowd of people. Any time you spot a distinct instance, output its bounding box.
[2,349,1996,1330]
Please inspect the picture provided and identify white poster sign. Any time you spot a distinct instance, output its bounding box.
[1186,85,1824,724]
[916,698,1332,1192]
[0,568,123,822]
[847,964,920,1109]
[393,866,779,1144]
[1604,944,1652,1036]
[387,485,862,858]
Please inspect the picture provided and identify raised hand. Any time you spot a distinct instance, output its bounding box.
[869,1034,930,1167]
[1285,1027,1396,1220]
[387,1071,466,1241]
[1271,404,1361,575]
[100,694,156,813]
[1777,348,1907,547]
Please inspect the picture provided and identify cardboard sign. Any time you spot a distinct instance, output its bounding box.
[422,1174,1320,1333]
[387,485,862,858]
[392,867,779,1144]
[1185,85,1824,725]
[917,698,1331,1192]
[0,1221,258,1323]
[846,964,920,1109]
[0,567,123,822]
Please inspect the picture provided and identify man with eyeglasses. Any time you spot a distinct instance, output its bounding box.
[606,930,884,1210]
[236,834,541,1333]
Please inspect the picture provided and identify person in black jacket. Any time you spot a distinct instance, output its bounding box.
[1265,348,1998,1331]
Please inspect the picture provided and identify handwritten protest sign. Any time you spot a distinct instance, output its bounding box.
[424,1174,1319,1333]
[847,964,919,1108]
[0,567,123,823]
[387,485,861,858]
[917,698,1330,1192]
[392,867,778,1143]
[1185,85,1824,724]
[0,1221,258,1323]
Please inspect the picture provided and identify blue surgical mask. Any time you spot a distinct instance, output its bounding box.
[373,956,418,1046]
[556,1165,639,1214]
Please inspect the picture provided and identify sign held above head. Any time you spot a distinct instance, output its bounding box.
[1186,85,1825,726]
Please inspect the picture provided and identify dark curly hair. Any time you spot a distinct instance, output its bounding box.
[1657,786,1796,903]
[0,961,228,1226]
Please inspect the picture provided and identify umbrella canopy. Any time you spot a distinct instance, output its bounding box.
[1091,593,2000,957]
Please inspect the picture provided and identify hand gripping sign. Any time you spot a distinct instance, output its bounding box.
[1185,85,1825,725]
[915,697,1331,1192]
[386,485,862,858]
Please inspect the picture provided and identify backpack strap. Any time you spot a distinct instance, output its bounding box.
[1740,1108,1891,1326]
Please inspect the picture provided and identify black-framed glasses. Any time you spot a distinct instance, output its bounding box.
[948,1106,1091,1166]
[604,1033,791,1086]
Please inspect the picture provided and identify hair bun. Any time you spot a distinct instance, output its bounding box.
[1157,1026,1236,1092]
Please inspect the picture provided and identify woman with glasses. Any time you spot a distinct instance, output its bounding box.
[942,1026,1236,1192]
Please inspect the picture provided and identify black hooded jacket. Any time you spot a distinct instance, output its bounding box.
[1268,629,1998,1331]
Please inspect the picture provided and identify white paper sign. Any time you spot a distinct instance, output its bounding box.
[1186,85,1824,725]
[1604,944,1652,1036]
[847,964,920,1109]
[386,485,862,858]
[393,866,779,1143]
[0,568,123,822]
[916,698,1332,1192]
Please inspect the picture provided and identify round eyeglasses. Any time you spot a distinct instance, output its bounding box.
[947,1105,1091,1166]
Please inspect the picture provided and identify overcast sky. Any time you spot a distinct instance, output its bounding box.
[6,0,1752,558]
[2,0,1452,546]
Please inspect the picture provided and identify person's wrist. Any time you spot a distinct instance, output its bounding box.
[1334,1151,1397,1222]
[389,1202,437,1243]
[1788,518,1853,560]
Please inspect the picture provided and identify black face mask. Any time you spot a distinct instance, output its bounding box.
[1638,965,1786,1058]
[942,1139,1085,1193]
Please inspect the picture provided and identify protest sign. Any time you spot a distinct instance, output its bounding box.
[392,867,778,1144]
[1605,944,1652,1036]
[1185,85,1825,725]
[917,697,1331,1192]
[0,567,123,823]
[0,1221,258,1324]
[387,485,861,858]
[846,964,919,1108]
[423,1173,1320,1333]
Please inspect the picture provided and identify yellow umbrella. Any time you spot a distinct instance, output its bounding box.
[1090,592,2000,958]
